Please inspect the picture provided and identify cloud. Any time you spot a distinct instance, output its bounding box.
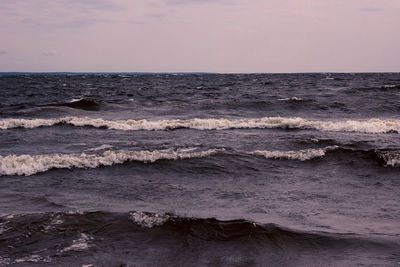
[0,0,121,11]
[67,0,121,10]
[359,7,383,12]
[0,50,6,55]
[42,50,59,56]
[0,0,121,30]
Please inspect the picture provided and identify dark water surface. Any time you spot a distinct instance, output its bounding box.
[1,73,400,266]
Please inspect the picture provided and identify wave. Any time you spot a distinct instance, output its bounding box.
[56,98,100,111]
[2,146,399,176]
[1,116,400,133]
[0,148,221,176]
[277,97,304,101]
[376,150,400,167]
[351,85,400,92]
[84,144,113,152]
[251,146,339,161]
[1,211,398,266]
[60,233,93,252]
[381,85,400,89]
[252,146,400,167]
[130,211,172,228]
[2,210,393,247]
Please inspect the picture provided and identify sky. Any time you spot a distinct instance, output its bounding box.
[0,0,399,73]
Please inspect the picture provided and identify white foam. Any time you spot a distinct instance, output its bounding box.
[69,98,83,103]
[382,85,398,89]
[61,233,92,252]
[14,255,50,263]
[1,116,400,134]
[129,211,172,228]
[377,150,400,167]
[278,97,304,101]
[386,159,400,167]
[0,256,11,266]
[66,210,84,215]
[85,144,113,152]
[0,222,10,234]
[251,146,338,161]
[0,148,220,176]
[0,118,63,129]
[44,214,64,232]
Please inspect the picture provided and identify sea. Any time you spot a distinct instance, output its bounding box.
[0,72,400,266]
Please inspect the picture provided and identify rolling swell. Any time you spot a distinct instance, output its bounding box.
[0,148,222,176]
[1,211,396,266]
[376,149,400,167]
[250,146,400,167]
[251,146,339,161]
[353,84,400,92]
[1,116,400,133]
[1,146,399,176]
[53,98,101,111]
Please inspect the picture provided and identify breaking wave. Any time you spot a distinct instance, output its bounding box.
[60,233,93,252]
[277,97,304,101]
[1,116,400,133]
[376,150,400,167]
[57,98,100,111]
[0,148,221,176]
[366,85,400,91]
[2,146,400,176]
[129,211,173,228]
[251,146,339,161]
[0,210,387,246]
[2,210,396,266]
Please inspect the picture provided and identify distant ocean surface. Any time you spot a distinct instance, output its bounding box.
[1,73,400,266]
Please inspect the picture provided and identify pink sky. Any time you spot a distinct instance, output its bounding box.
[0,0,399,72]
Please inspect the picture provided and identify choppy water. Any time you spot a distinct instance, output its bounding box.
[1,73,400,266]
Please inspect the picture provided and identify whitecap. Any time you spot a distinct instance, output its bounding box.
[382,85,398,89]
[44,214,64,232]
[129,211,172,228]
[14,255,50,263]
[69,98,83,103]
[1,116,400,134]
[0,256,11,266]
[277,97,304,101]
[0,222,10,234]
[377,150,400,167]
[66,210,84,215]
[85,144,113,152]
[0,148,221,176]
[251,146,339,161]
[61,233,92,252]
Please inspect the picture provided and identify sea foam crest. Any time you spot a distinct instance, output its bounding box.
[376,150,400,167]
[278,97,304,101]
[129,211,172,228]
[14,255,50,264]
[61,233,92,252]
[0,148,220,176]
[1,116,400,133]
[251,146,338,161]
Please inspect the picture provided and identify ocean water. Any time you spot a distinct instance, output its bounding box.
[0,73,400,266]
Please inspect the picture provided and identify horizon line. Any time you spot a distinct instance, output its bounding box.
[0,71,399,75]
